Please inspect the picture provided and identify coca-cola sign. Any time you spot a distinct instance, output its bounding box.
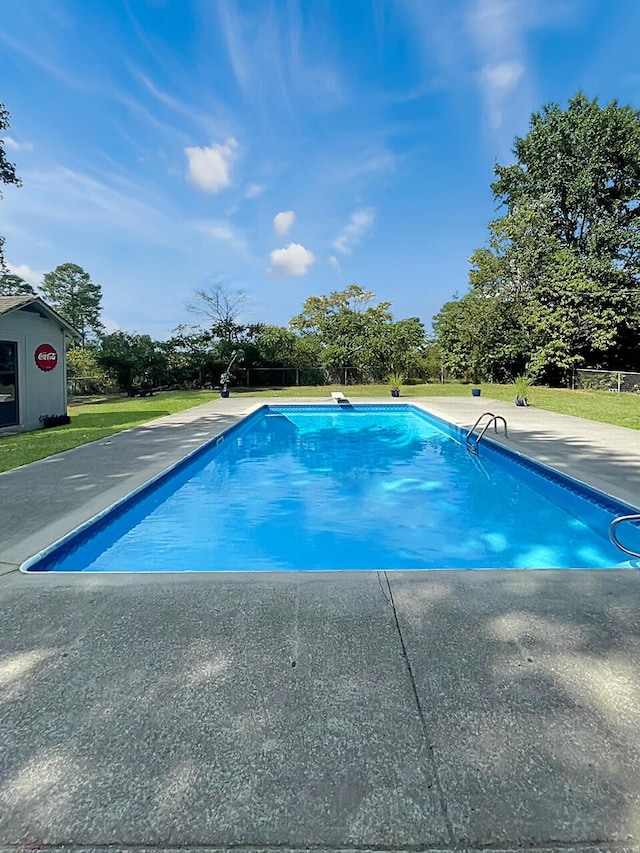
[34,343,58,372]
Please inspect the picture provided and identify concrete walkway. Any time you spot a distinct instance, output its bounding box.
[2,395,640,851]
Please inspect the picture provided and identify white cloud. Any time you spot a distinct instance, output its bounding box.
[185,137,237,193]
[464,0,564,131]
[101,315,120,334]
[268,243,315,277]
[332,208,375,255]
[329,255,341,272]
[1,136,33,152]
[273,210,296,236]
[196,220,247,254]
[481,61,524,91]
[245,183,266,199]
[479,60,525,128]
[7,263,44,287]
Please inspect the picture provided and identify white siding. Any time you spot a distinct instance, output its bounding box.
[0,309,68,432]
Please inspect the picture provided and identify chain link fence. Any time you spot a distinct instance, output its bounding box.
[67,376,118,396]
[68,364,449,397]
[575,368,640,394]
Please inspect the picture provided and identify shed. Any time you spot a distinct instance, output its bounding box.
[0,295,80,432]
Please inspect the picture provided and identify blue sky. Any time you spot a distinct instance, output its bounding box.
[0,0,638,339]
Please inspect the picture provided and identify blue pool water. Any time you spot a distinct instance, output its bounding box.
[23,404,640,572]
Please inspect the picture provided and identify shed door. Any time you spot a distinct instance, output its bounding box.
[0,341,18,427]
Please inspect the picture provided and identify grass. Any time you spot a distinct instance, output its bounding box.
[1,382,639,474]
[0,390,218,473]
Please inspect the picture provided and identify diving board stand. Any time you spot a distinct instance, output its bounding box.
[331,391,351,405]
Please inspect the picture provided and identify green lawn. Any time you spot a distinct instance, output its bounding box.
[1,383,639,474]
[0,391,218,473]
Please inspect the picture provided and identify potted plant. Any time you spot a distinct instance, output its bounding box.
[219,349,243,398]
[471,387,481,397]
[387,373,403,398]
[513,374,532,406]
[219,370,233,398]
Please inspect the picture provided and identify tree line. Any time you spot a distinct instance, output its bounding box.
[1,265,433,394]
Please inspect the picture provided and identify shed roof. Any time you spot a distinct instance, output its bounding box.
[0,296,81,336]
[0,295,35,315]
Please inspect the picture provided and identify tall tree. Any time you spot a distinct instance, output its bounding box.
[40,263,104,345]
[0,103,22,271]
[0,273,35,296]
[186,281,249,343]
[440,93,640,383]
[493,93,640,271]
[290,284,426,381]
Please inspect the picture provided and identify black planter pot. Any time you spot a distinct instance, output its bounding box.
[40,414,71,428]
[220,389,230,398]
[390,389,400,397]
[515,396,528,406]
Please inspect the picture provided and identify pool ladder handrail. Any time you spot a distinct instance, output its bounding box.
[466,412,508,453]
[609,513,640,558]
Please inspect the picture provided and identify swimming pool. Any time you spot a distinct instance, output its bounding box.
[22,404,640,572]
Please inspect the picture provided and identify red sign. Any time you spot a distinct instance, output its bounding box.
[34,343,58,372]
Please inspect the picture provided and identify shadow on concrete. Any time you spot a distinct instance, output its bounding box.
[3,571,640,849]
[388,569,640,848]
[0,573,448,848]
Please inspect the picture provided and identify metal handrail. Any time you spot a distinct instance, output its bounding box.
[609,514,640,558]
[466,413,508,453]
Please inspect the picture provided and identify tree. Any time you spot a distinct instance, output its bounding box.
[0,104,22,272]
[433,292,529,383]
[40,263,104,345]
[0,273,35,296]
[443,93,640,383]
[97,332,167,395]
[66,346,113,395]
[290,284,426,382]
[493,93,640,271]
[254,325,316,367]
[164,324,222,387]
[186,281,248,343]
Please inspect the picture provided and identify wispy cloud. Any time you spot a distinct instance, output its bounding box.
[185,137,238,193]
[479,61,524,129]
[137,72,220,136]
[328,255,341,273]
[0,29,96,93]
[467,0,529,129]
[245,182,266,199]
[7,262,44,287]
[273,210,295,236]
[212,0,345,114]
[402,0,574,136]
[20,162,176,245]
[268,242,315,277]
[333,209,375,255]
[2,136,33,152]
[215,0,251,93]
[195,220,247,254]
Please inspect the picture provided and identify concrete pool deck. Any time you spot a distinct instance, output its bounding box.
[2,395,640,851]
